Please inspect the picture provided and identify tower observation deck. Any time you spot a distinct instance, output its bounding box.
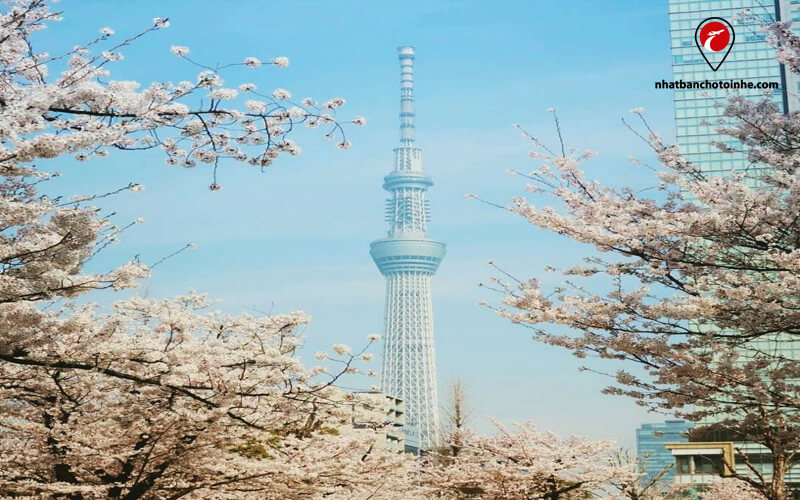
[370,46,445,452]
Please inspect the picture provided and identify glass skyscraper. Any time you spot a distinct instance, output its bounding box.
[636,420,694,486]
[668,0,799,177]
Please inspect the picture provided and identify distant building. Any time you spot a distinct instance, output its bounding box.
[678,430,800,491]
[636,420,694,485]
[665,441,736,486]
[346,391,406,452]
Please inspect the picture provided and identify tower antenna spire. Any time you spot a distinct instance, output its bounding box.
[398,46,416,145]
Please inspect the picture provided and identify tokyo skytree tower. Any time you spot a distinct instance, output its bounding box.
[370,46,445,451]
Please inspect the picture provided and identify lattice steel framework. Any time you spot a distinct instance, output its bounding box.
[370,46,445,452]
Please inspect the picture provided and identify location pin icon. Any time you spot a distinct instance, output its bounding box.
[695,17,735,72]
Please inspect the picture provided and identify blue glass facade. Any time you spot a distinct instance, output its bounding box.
[668,0,792,176]
[636,420,694,485]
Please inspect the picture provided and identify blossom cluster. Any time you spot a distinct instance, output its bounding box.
[0,1,362,190]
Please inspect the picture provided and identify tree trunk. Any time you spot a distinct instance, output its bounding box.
[772,452,787,500]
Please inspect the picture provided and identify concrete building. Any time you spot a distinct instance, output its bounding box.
[370,46,445,452]
[665,441,736,486]
[636,420,694,486]
[346,391,407,452]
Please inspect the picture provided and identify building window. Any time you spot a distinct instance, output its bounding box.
[695,455,724,475]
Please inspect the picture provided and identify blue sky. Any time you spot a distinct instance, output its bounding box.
[37,0,679,450]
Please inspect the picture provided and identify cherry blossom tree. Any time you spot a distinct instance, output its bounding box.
[606,449,675,500]
[0,1,421,498]
[0,0,363,315]
[0,164,420,497]
[483,21,800,500]
[0,0,363,189]
[699,478,768,500]
[0,293,418,498]
[426,419,640,500]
